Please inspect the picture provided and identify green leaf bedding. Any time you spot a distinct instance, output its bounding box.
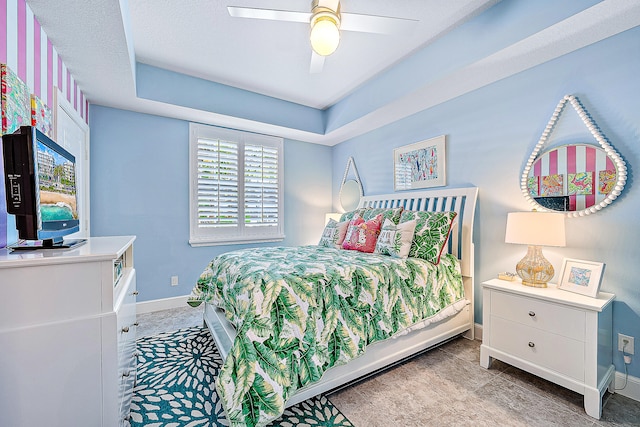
[188,245,465,427]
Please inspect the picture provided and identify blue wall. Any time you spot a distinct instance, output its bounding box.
[332,26,640,377]
[89,106,332,302]
[86,0,639,380]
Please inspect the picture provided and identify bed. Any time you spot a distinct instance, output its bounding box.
[188,186,478,427]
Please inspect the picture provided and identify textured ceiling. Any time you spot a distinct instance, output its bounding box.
[128,0,497,109]
[24,0,640,145]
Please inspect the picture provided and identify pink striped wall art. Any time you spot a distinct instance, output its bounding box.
[1,0,87,122]
[1,0,88,247]
[531,145,616,211]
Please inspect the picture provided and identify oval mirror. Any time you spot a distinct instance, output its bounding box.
[522,143,627,217]
[340,179,362,211]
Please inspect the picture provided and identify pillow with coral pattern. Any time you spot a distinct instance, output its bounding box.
[342,213,383,253]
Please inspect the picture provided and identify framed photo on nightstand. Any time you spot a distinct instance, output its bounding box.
[558,258,605,298]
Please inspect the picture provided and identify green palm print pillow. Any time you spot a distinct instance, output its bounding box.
[400,210,457,264]
[339,208,366,223]
[340,207,403,224]
[360,207,403,224]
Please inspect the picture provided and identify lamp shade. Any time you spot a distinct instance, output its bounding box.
[505,211,566,247]
[325,212,342,224]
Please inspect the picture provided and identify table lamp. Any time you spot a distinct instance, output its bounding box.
[325,212,342,225]
[505,211,566,287]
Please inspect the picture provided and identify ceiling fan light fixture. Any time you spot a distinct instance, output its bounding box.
[310,12,340,56]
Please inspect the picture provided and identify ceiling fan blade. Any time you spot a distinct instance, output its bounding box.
[228,6,311,23]
[340,13,418,35]
[309,52,325,74]
[316,0,340,11]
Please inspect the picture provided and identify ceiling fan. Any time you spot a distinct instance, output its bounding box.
[228,0,418,73]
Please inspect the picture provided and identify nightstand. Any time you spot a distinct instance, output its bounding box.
[480,278,615,419]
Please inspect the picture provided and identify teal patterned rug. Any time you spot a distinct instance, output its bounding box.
[130,327,354,427]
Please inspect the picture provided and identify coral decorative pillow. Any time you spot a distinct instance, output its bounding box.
[318,219,350,248]
[342,214,383,253]
[400,210,457,264]
[374,219,417,259]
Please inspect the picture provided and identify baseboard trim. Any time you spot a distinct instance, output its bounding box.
[474,323,483,341]
[136,295,190,314]
[614,371,640,402]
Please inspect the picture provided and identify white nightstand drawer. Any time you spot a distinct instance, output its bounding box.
[491,290,585,340]
[490,316,585,381]
[481,278,615,420]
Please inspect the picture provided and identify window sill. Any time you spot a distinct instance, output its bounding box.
[189,234,285,247]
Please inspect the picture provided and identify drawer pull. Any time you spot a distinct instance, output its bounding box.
[528,342,535,348]
[122,326,130,333]
[122,371,130,378]
[134,322,139,327]
[528,311,536,317]
[132,291,139,296]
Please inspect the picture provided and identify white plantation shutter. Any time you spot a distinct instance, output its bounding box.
[197,138,239,227]
[189,124,284,246]
[244,144,279,227]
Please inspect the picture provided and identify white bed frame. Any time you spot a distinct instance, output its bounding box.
[202,186,478,407]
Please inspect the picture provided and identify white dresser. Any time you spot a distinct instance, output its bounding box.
[0,236,137,427]
[480,278,615,419]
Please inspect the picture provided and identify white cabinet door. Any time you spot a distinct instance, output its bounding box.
[54,88,90,237]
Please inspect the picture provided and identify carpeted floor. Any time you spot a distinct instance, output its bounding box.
[129,326,354,427]
[137,306,640,426]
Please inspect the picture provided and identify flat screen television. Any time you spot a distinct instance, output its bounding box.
[2,126,85,250]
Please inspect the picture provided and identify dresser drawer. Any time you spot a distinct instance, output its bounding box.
[118,352,137,427]
[116,298,136,363]
[490,316,585,381]
[491,290,585,340]
[116,271,137,345]
[115,269,137,426]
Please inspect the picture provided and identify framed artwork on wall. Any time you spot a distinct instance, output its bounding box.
[31,94,53,138]
[557,258,605,297]
[1,64,31,135]
[394,135,446,191]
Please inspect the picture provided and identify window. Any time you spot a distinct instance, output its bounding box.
[189,123,284,246]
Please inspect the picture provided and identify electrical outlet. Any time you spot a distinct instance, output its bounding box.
[618,333,635,355]
[171,275,179,286]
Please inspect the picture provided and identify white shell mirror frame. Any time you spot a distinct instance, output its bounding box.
[521,95,627,218]
[339,157,364,211]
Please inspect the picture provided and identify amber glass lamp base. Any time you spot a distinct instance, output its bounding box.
[515,245,554,288]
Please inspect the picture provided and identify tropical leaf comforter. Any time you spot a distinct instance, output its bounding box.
[188,245,466,427]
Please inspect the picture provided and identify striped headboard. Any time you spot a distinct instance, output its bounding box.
[358,187,478,278]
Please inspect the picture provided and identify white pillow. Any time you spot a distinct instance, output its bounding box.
[374,219,417,258]
[318,219,350,248]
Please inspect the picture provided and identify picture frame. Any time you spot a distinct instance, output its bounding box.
[394,135,446,191]
[557,258,605,297]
